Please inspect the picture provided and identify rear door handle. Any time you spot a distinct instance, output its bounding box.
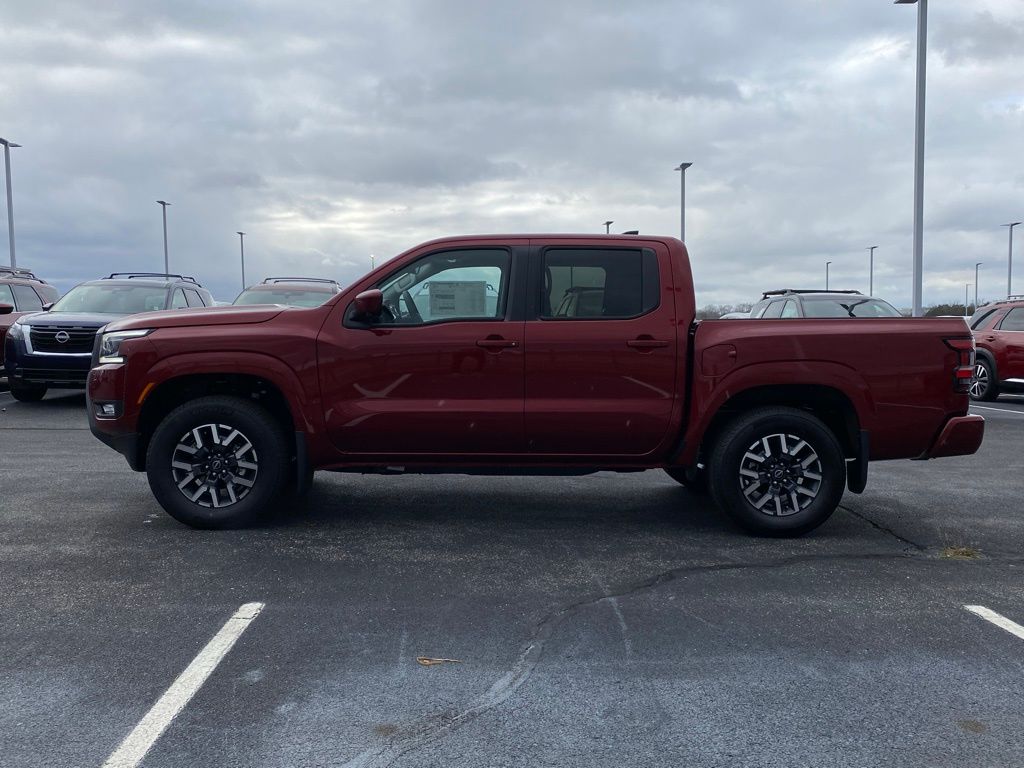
[477,337,518,351]
[627,337,669,350]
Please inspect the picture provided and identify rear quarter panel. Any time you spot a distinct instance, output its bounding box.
[687,317,972,462]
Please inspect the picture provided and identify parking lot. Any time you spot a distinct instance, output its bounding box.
[1,390,1022,767]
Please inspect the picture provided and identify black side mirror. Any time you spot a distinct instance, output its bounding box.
[0,303,13,315]
[41,303,54,311]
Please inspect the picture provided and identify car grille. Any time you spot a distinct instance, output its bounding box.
[16,366,89,384]
[30,325,99,354]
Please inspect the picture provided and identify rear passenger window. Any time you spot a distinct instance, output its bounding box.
[0,284,14,306]
[969,308,999,330]
[1001,308,1024,331]
[185,289,205,307]
[12,284,43,311]
[171,289,188,309]
[762,301,785,319]
[541,248,658,319]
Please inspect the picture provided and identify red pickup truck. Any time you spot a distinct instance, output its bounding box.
[87,235,984,536]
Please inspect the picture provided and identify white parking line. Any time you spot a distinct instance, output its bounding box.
[964,605,1024,642]
[970,405,1024,416]
[101,602,265,768]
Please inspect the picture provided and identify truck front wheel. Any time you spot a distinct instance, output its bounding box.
[708,407,845,537]
[146,395,289,529]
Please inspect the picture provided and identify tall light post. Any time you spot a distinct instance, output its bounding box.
[896,0,928,317]
[604,220,613,234]
[1004,222,1021,298]
[826,260,832,290]
[867,246,878,295]
[965,283,970,315]
[974,262,982,307]
[674,162,692,242]
[0,138,21,269]
[237,231,246,290]
[156,200,171,273]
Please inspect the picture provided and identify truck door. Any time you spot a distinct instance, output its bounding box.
[317,243,527,455]
[524,242,677,456]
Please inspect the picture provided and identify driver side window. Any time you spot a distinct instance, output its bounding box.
[375,249,510,326]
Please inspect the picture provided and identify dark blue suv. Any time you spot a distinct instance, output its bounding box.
[4,273,213,402]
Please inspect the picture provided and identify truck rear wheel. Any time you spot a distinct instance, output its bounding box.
[146,395,289,529]
[708,407,845,537]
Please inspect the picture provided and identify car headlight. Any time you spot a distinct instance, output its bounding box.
[98,329,152,364]
[6,320,25,341]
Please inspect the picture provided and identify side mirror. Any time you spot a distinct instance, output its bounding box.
[0,303,13,315]
[353,289,383,320]
[41,302,54,311]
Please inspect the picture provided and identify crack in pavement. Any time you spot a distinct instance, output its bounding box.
[340,549,922,768]
[839,503,927,552]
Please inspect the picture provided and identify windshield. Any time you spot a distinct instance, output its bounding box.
[233,288,332,308]
[50,284,168,314]
[801,298,902,318]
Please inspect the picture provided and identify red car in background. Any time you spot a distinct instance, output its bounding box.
[0,268,61,368]
[969,295,1024,401]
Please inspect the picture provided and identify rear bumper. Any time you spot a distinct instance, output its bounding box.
[920,415,985,459]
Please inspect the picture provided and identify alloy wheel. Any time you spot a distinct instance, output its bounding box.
[738,433,822,517]
[171,423,259,508]
[969,364,988,399]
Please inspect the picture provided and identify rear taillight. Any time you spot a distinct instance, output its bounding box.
[944,337,975,394]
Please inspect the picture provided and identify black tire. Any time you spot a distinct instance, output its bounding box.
[708,407,846,537]
[969,357,999,402]
[9,383,47,402]
[146,395,290,529]
[664,466,708,494]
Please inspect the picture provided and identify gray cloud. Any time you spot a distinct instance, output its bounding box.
[0,0,1022,307]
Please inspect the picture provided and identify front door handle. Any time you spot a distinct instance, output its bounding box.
[477,336,518,351]
[627,337,670,351]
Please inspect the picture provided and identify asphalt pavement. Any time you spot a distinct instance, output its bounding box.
[1,391,1022,767]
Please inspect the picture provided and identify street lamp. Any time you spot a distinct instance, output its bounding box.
[674,162,693,242]
[604,220,613,234]
[867,246,878,295]
[965,283,970,315]
[974,262,982,307]
[0,137,21,269]
[1004,222,1021,298]
[237,232,246,291]
[896,0,928,317]
[156,201,171,273]
[826,260,832,290]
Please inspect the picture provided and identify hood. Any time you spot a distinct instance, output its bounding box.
[102,304,288,333]
[19,311,123,328]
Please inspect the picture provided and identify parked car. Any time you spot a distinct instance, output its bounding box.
[719,311,751,319]
[233,277,341,308]
[750,290,902,319]
[0,268,61,368]
[87,234,983,535]
[969,295,1024,401]
[4,273,213,402]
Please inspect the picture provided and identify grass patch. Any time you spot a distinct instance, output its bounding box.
[941,546,981,560]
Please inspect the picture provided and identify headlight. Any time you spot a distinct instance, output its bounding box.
[98,329,152,364]
[6,320,24,341]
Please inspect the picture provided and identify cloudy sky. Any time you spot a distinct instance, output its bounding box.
[1,0,1022,306]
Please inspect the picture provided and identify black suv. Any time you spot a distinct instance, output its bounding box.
[4,273,213,401]
[750,289,902,319]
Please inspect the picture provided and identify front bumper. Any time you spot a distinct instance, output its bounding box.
[921,415,985,459]
[87,364,144,470]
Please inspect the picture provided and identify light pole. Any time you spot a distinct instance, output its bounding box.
[896,0,928,317]
[0,138,21,269]
[826,260,832,290]
[1004,222,1021,298]
[604,220,613,234]
[867,246,878,295]
[156,200,171,273]
[674,162,692,242]
[237,231,246,290]
[974,262,982,307]
[965,283,970,315]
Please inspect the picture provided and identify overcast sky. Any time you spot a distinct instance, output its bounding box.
[1,0,1022,306]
